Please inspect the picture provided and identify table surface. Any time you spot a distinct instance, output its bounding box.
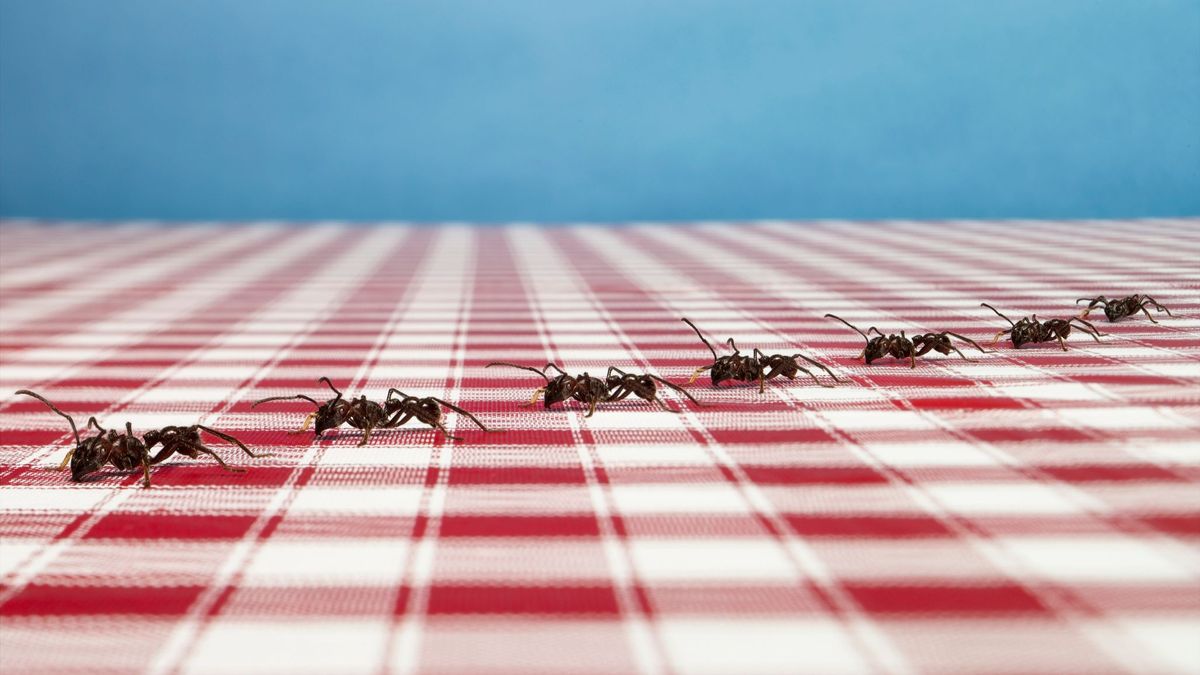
[1,219,1197,674]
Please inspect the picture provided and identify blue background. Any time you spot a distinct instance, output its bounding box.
[1,1,1197,222]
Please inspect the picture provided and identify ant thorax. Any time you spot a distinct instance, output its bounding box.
[573,375,608,403]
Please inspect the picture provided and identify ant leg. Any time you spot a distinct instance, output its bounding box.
[948,346,974,362]
[428,398,494,433]
[188,444,246,473]
[141,456,152,488]
[148,445,177,465]
[1075,296,1105,319]
[288,412,317,435]
[434,423,463,442]
[989,329,1011,347]
[586,398,599,418]
[796,366,834,388]
[795,354,843,383]
[648,376,703,406]
[687,365,712,385]
[523,387,546,407]
[943,332,989,354]
[650,395,678,412]
[605,386,633,403]
[758,372,765,394]
[56,449,75,471]
[197,426,273,458]
[605,366,627,380]
[1070,319,1103,341]
[1143,296,1173,317]
[855,347,867,360]
[910,353,916,369]
[1139,304,1159,323]
[1057,335,1068,352]
[358,427,372,447]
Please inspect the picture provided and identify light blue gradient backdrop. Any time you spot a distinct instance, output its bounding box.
[1,1,1197,221]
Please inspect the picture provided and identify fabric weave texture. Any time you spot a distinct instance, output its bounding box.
[1,219,1198,674]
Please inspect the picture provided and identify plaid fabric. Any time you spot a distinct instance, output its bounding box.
[1,218,1198,675]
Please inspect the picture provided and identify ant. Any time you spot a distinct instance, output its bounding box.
[981,303,1102,350]
[15,389,267,488]
[680,318,840,392]
[252,377,491,444]
[486,362,699,416]
[604,366,702,412]
[1077,294,1173,324]
[824,314,989,368]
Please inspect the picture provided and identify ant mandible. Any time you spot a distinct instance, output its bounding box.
[1077,294,1173,324]
[981,303,1102,350]
[16,389,267,487]
[252,377,490,445]
[681,318,840,392]
[824,314,989,368]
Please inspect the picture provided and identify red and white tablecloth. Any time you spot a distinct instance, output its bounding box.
[0,219,1197,674]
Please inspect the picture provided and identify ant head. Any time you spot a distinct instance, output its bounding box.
[863,337,889,364]
[142,429,161,446]
[709,356,738,385]
[70,439,108,482]
[543,375,576,407]
[313,405,342,436]
[1103,304,1122,322]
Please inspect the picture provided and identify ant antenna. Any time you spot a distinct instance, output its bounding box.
[252,394,320,408]
[681,318,718,359]
[980,303,1015,326]
[725,337,741,354]
[486,362,551,382]
[317,377,343,400]
[824,314,870,342]
[15,390,80,445]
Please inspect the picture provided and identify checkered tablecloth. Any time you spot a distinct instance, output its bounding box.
[1,219,1197,674]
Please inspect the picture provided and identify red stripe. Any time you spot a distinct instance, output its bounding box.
[1,584,205,616]
[426,585,620,615]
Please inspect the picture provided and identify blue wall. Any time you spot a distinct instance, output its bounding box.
[1,1,1197,221]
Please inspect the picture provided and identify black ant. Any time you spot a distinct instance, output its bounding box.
[981,303,1102,350]
[681,318,840,392]
[603,366,702,412]
[1077,294,1173,323]
[15,389,267,488]
[252,377,491,444]
[824,314,989,368]
[486,362,698,416]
